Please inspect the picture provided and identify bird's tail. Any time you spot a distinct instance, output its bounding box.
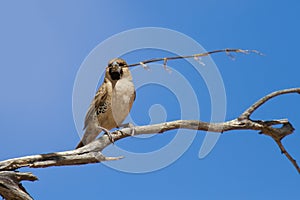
[75,127,101,149]
[75,141,84,149]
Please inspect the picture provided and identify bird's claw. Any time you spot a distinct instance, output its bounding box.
[98,126,115,144]
[105,131,115,144]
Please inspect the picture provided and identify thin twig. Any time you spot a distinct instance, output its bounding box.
[274,139,300,173]
[239,88,300,120]
[125,48,262,68]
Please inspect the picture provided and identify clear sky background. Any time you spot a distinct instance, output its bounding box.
[0,0,299,199]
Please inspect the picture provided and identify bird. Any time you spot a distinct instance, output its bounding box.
[76,58,136,149]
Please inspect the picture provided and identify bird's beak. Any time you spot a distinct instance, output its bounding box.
[111,62,122,73]
[108,61,124,80]
[111,66,121,74]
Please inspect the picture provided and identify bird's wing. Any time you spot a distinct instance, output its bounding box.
[83,81,108,130]
[130,90,136,109]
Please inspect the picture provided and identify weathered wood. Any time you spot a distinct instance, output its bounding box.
[0,171,37,200]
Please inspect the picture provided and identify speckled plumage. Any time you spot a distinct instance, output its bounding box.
[76,58,135,148]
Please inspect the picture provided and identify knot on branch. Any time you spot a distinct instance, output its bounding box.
[256,120,295,141]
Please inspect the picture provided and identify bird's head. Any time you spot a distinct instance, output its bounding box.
[106,58,131,81]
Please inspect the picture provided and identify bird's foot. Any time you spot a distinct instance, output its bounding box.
[97,126,114,144]
[118,123,136,136]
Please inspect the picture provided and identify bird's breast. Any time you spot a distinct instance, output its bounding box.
[111,79,135,125]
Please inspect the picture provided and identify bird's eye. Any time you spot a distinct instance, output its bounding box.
[118,63,125,66]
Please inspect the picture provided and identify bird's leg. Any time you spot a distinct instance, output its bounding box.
[117,123,136,136]
[97,125,114,144]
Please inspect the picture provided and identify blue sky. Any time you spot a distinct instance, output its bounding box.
[0,0,299,199]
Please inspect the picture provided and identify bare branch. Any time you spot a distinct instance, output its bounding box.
[0,117,296,171]
[0,149,123,171]
[0,87,298,199]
